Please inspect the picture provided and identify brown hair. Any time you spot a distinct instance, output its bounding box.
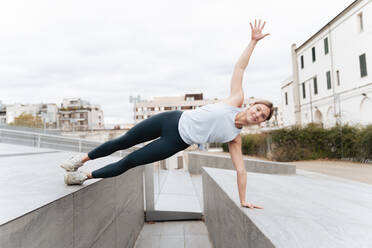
[249,99,274,121]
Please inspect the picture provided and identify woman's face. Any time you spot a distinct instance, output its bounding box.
[245,103,270,125]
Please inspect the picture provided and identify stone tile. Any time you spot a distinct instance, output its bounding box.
[134,236,160,248]
[185,234,213,248]
[138,222,162,239]
[159,235,184,248]
[184,221,208,235]
[160,221,184,235]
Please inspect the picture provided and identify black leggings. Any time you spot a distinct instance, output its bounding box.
[88,110,190,178]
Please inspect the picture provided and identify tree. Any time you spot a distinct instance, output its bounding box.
[10,113,43,128]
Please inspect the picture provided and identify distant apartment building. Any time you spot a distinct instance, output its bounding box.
[6,103,58,127]
[282,0,371,127]
[281,77,296,127]
[134,93,280,134]
[0,101,6,125]
[134,94,210,122]
[59,98,104,131]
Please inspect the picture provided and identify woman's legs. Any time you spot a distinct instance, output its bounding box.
[91,135,189,178]
[87,113,167,160]
[63,110,190,183]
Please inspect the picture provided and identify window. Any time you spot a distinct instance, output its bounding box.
[302,82,306,99]
[313,77,318,95]
[301,55,304,69]
[336,70,340,85]
[312,47,316,62]
[285,92,288,105]
[358,12,364,32]
[326,71,332,89]
[359,53,368,77]
[324,37,329,55]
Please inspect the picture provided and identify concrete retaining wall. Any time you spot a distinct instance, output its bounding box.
[202,166,372,248]
[202,167,275,248]
[0,167,144,248]
[189,152,296,175]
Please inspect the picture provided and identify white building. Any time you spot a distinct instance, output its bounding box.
[59,98,104,131]
[282,0,371,127]
[6,103,58,127]
[134,93,280,134]
[281,77,296,127]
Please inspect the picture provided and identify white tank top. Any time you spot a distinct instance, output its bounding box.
[178,103,243,145]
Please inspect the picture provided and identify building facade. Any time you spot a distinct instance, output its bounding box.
[6,103,59,127]
[59,98,104,131]
[282,0,371,127]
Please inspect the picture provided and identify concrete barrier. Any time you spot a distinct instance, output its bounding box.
[188,151,295,175]
[0,150,144,248]
[202,167,372,248]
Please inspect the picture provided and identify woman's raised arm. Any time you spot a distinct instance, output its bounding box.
[228,20,270,105]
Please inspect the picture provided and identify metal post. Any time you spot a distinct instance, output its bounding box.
[78,139,82,152]
[38,134,41,148]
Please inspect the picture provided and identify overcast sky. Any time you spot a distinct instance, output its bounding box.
[0,0,355,124]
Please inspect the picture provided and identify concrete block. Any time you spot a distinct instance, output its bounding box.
[116,167,144,215]
[90,219,116,248]
[0,195,74,248]
[188,152,295,175]
[202,167,372,248]
[115,167,144,248]
[73,178,116,248]
[116,210,144,248]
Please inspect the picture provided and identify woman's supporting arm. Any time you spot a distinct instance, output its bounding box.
[229,19,270,98]
[229,135,263,209]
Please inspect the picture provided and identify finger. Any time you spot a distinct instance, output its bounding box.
[263,33,270,38]
[250,22,253,30]
[258,19,261,29]
[254,19,257,28]
[261,21,266,30]
[254,205,263,209]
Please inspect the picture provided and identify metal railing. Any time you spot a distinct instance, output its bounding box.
[0,128,139,157]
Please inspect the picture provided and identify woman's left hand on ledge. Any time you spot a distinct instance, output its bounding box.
[241,201,263,209]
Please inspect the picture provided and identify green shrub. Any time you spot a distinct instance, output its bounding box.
[359,125,372,159]
[221,124,371,162]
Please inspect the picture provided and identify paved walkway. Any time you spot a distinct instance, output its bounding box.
[204,151,372,185]
[288,160,372,185]
[134,221,212,248]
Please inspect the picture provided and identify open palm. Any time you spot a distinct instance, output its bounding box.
[250,19,270,41]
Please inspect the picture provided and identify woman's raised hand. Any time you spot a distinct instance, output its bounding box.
[250,19,270,42]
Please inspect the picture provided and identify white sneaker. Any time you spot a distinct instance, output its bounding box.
[60,154,85,172]
[64,171,88,185]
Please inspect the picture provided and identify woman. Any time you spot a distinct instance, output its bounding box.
[61,19,272,209]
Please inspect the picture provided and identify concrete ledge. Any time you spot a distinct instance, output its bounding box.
[189,151,296,175]
[202,167,372,248]
[0,146,144,248]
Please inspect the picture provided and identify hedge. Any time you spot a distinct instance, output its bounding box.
[222,124,372,162]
